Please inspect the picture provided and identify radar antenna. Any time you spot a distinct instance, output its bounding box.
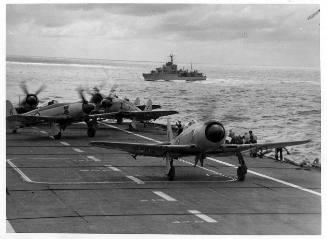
[169,54,174,64]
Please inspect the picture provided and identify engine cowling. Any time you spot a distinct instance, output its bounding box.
[192,120,226,151]
[25,94,39,108]
[101,98,113,109]
[205,121,225,143]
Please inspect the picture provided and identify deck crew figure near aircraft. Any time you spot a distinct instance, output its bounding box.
[91,119,310,181]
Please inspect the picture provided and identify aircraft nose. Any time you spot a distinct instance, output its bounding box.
[26,95,38,107]
[83,103,95,115]
[205,123,225,143]
[92,93,103,105]
[102,99,112,108]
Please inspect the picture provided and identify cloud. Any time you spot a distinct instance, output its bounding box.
[7,4,319,43]
[6,4,320,67]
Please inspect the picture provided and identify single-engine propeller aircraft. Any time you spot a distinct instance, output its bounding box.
[87,85,178,130]
[14,81,46,114]
[90,119,310,181]
[6,89,115,139]
[87,85,161,112]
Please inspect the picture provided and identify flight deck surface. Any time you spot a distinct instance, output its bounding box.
[6,122,321,234]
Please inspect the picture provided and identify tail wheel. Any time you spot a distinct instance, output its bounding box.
[53,132,62,140]
[167,166,175,181]
[87,127,96,137]
[117,117,123,124]
[237,165,247,181]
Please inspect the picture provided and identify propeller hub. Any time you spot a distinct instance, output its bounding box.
[205,122,225,143]
[91,93,103,105]
[25,94,38,107]
[83,103,95,115]
[101,98,113,109]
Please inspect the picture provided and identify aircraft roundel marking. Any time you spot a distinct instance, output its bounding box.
[33,111,40,116]
[64,105,69,115]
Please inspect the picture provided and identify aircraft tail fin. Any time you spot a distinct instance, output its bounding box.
[6,100,17,116]
[144,99,152,111]
[6,100,21,130]
[167,119,173,141]
[134,97,140,106]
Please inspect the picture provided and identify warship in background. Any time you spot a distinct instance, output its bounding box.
[143,54,206,81]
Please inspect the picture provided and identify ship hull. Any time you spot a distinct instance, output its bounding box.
[143,73,206,81]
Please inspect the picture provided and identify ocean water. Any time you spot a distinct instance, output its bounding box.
[6,58,321,164]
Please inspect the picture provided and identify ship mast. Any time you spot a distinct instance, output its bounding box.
[169,54,174,64]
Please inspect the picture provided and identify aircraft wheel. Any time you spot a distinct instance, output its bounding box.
[237,165,247,181]
[54,132,62,140]
[87,127,96,137]
[167,166,175,181]
[117,117,123,124]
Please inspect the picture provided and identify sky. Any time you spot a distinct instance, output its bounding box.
[6,3,320,67]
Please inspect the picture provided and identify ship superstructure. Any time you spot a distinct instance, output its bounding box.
[143,55,206,81]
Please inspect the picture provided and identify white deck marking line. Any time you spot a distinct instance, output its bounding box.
[39,130,47,134]
[126,175,145,184]
[6,220,16,233]
[100,122,162,143]
[178,158,233,179]
[106,166,121,172]
[104,164,122,172]
[188,210,217,223]
[73,148,84,153]
[152,191,177,201]
[60,141,70,146]
[207,157,321,197]
[7,160,33,183]
[87,155,101,162]
[31,157,71,160]
[101,123,321,197]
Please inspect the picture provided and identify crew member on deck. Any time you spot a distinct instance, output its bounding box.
[249,130,257,143]
[176,121,183,135]
[243,133,250,144]
[275,147,284,161]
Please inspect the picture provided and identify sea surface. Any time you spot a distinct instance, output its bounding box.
[6,57,321,164]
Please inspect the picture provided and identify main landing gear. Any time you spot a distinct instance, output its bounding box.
[236,152,247,181]
[54,131,62,140]
[116,117,123,124]
[86,119,97,137]
[51,124,64,140]
[165,154,175,181]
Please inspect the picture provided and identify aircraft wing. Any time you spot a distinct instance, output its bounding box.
[90,141,199,157]
[91,110,178,121]
[6,114,72,124]
[208,139,311,155]
[136,104,161,111]
[90,139,310,158]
